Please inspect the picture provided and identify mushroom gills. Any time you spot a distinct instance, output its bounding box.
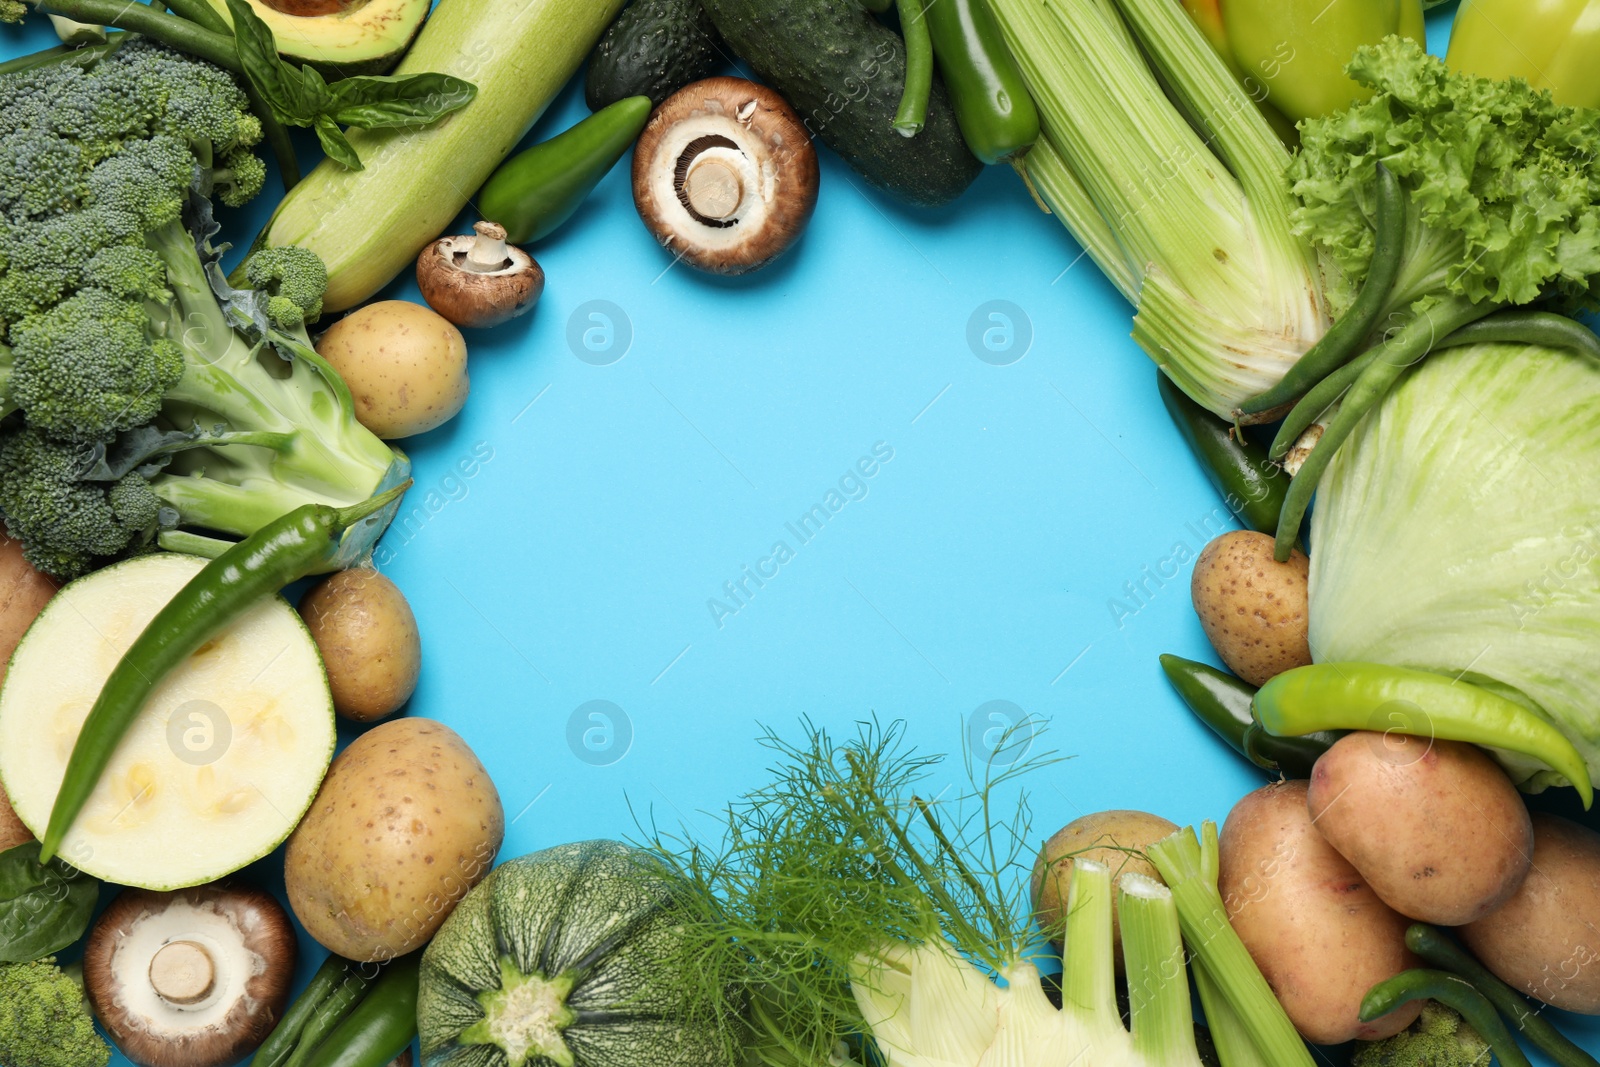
[674,136,751,227]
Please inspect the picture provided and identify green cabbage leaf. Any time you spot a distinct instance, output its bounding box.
[1309,342,1600,789]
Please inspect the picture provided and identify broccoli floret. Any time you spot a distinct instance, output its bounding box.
[0,428,162,578]
[0,958,111,1067]
[1352,1001,1491,1067]
[0,38,405,579]
[243,245,327,329]
[0,0,23,23]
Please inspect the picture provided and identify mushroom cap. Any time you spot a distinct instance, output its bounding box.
[632,77,819,275]
[84,883,297,1067]
[416,221,545,330]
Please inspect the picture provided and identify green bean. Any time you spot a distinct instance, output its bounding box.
[18,0,242,71]
[1272,298,1491,561]
[1240,163,1407,420]
[281,964,379,1067]
[1436,309,1600,361]
[251,956,351,1067]
[1360,969,1532,1067]
[1269,335,1384,461]
[1406,924,1600,1067]
[892,0,932,137]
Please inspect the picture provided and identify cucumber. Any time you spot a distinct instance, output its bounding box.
[585,0,726,110]
[258,0,627,313]
[699,0,982,207]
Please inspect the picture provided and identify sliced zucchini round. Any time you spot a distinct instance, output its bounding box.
[0,553,336,890]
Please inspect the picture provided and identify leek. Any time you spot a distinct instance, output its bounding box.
[988,0,1329,419]
[641,720,1313,1067]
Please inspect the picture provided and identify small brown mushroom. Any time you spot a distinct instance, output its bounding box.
[632,77,820,275]
[84,883,297,1067]
[416,221,544,329]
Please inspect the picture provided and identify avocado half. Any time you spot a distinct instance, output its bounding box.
[204,0,430,76]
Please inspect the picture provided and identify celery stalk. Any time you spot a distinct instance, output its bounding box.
[988,0,1329,419]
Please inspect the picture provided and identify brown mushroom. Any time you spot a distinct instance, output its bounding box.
[416,221,544,329]
[632,77,820,275]
[83,883,296,1067]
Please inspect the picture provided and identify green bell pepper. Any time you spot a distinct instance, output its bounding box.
[1448,0,1600,110]
[1183,0,1425,125]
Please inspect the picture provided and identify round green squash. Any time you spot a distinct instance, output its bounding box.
[418,839,736,1067]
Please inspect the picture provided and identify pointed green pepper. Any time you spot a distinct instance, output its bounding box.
[477,95,654,245]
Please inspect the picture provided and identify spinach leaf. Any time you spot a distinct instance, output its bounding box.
[0,843,98,963]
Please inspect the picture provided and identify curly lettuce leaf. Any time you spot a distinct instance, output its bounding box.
[1291,37,1600,316]
[1309,342,1600,789]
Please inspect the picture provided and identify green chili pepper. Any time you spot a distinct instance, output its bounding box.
[1160,655,1339,778]
[1360,970,1532,1067]
[37,483,411,862]
[477,96,654,245]
[1254,662,1595,808]
[252,956,359,1067]
[1436,309,1600,361]
[1157,373,1289,536]
[1406,924,1600,1067]
[282,962,384,1067]
[1238,163,1405,420]
[923,0,1039,164]
[300,953,422,1067]
[893,0,933,137]
[1448,0,1600,111]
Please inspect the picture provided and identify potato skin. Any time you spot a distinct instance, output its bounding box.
[1031,810,1177,973]
[1220,780,1421,1043]
[300,569,422,723]
[1191,531,1311,687]
[0,536,55,691]
[1461,814,1600,1013]
[1308,733,1532,926]
[285,718,504,961]
[317,301,469,440]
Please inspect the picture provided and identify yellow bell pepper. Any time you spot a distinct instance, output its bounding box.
[1184,0,1426,125]
[1448,0,1600,109]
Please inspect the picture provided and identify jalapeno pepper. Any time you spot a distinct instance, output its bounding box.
[477,96,653,245]
[1406,924,1600,1067]
[923,0,1039,164]
[300,953,421,1067]
[1157,373,1289,536]
[1160,655,1338,778]
[37,483,411,863]
[1361,970,1532,1067]
[1253,662,1595,809]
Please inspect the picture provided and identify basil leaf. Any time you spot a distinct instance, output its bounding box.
[314,116,363,171]
[326,73,478,130]
[224,0,308,125]
[0,843,98,963]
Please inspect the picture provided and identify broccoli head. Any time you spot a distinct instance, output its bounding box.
[1352,1001,1491,1067]
[0,958,111,1067]
[0,37,406,579]
[243,245,328,329]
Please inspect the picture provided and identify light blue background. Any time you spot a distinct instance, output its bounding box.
[7,3,1598,1064]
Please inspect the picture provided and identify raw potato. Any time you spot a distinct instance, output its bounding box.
[1461,814,1600,1013]
[1191,530,1312,687]
[316,301,469,440]
[299,568,421,723]
[0,780,31,853]
[1308,733,1532,925]
[1219,780,1421,1043]
[1031,810,1177,973]
[285,717,504,962]
[0,534,56,690]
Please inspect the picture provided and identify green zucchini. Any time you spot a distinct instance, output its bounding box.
[418,840,738,1067]
[699,0,982,207]
[585,0,726,110]
[257,0,626,312]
